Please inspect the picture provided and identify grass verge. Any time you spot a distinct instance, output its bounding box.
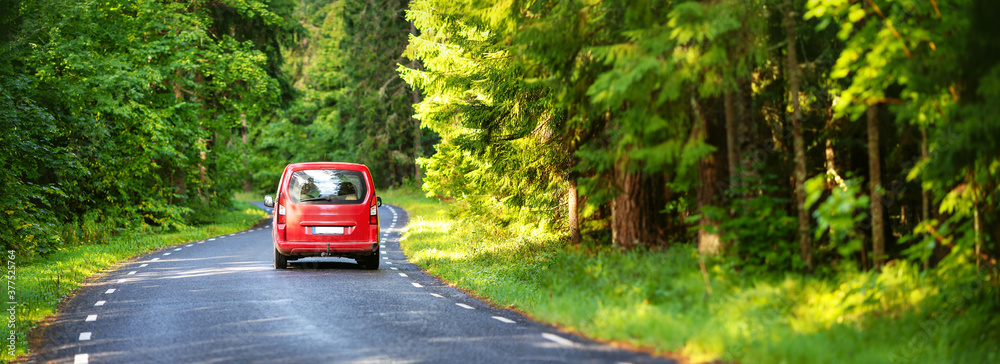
[382,185,998,364]
[2,202,268,362]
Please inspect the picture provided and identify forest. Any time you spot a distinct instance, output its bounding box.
[1,0,998,360]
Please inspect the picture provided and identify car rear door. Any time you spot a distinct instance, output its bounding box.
[283,168,372,243]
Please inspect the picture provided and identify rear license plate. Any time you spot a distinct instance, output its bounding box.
[312,226,345,235]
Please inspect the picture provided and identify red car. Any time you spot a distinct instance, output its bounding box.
[263,162,382,269]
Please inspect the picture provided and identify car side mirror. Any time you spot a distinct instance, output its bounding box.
[377,196,382,207]
[263,195,274,207]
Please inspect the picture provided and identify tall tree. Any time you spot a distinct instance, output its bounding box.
[785,0,812,270]
[867,105,886,267]
[340,0,421,187]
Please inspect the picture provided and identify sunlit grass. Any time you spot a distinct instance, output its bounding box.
[386,186,998,363]
[2,202,268,362]
[232,191,260,203]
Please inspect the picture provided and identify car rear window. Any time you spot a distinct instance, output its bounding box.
[286,169,368,205]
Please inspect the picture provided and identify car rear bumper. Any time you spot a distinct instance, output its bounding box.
[275,240,378,257]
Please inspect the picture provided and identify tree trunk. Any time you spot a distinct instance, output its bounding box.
[867,105,885,268]
[568,177,581,245]
[785,0,812,271]
[691,95,721,255]
[725,91,739,189]
[611,157,666,250]
[410,22,424,185]
[172,70,187,199]
[241,113,252,193]
[195,72,208,199]
[824,117,846,189]
[921,128,930,221]
[921,128,930,269]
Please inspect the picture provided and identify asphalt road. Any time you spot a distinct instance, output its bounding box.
[31,204,674,364]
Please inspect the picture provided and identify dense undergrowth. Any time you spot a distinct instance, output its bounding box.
[382,186,999,364]
[2,201,268,362]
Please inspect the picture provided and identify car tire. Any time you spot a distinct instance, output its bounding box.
[358,250,379,270]
[274,248,288,269]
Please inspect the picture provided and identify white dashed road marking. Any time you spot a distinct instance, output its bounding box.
[139,264,148,267]
[127,271,136,275]
[174,248,182,251]
[85,315,97,322]
[542,333,575,347]
[411,282,423,288]
[94,301,105,306]
[455,303,474,310]
[105,289,116,294]
[398,273,407,277]
[429,293,443,298]
[492,316,516,324]
[79,332,92,341]
[151,258,159,261]
[74,354,89,364]
[163,252,171,256]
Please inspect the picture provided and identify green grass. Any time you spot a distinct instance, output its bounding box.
[2,202,268,362]
[386,185,999,363]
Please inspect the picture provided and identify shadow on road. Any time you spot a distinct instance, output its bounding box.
[286,258,367,270]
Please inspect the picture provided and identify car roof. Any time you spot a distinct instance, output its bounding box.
[285,162,370,172]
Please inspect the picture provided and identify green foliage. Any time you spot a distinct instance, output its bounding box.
[806,174,870,271]
[250,0,432,193]
[339,0,424,187]
[712,175,800,273]
[392,186,999,364]
[402,0,565,222]
[1,0,295,258]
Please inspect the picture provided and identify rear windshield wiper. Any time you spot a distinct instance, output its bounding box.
[300,195,333,202]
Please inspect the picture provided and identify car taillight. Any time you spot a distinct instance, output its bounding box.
[277,202,286,224]
[369,201,378,224]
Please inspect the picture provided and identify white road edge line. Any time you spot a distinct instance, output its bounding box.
[85,315,97,322]
[542,333,575,347]
[74,353,89,364]
[492,316,516,324]
[455,303,474,310]
[79,332,92,341]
